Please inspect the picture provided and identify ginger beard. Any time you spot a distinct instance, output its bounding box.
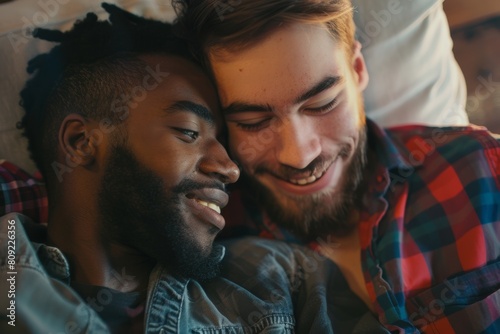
[210,23,372,242]
[238,124,367,242]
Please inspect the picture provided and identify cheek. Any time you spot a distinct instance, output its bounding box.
[228,128,267,172]
[228,129,252,162]
[345,82,365,124]
[146,148,197,187]
[331,97,363,134]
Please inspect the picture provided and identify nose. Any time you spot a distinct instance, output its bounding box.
[199,140,240,184]
[275,116,321,169]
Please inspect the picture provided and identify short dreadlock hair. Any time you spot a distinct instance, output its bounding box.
[19,3,193,179]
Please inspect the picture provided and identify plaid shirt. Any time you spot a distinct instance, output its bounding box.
[0,160,48,224]
[223,119,500,333]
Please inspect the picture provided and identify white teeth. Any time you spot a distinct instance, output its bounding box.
[207,203,221,214]
[195,200,221,214]
[306,175,317,183]
[290,172,324,186]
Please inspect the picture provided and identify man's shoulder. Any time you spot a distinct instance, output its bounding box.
[386,124,500,158]
[0,212,46,244]
[0,212,29,225]
[0,213,109,332]
[0,213,32,248]
[387,123,499,144]
[0,213,49,276]
[382,124,500,188]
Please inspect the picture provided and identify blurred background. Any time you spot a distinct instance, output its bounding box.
[444,0,500,133]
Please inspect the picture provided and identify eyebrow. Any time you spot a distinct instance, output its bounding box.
[294,76,342,104]
[164,101,215,125]
[223,102,273,115]
[222,76,342,115]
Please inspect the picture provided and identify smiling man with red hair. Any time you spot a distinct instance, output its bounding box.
[176,0,500,332]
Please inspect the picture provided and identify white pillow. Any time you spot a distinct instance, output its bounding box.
[353,0,469,127]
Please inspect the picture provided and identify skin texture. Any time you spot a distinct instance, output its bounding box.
[209,22,373,309]
[210,23,369,240]
[47,54,239,292]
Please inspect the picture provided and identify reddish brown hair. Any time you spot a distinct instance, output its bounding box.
[174,0,355,63]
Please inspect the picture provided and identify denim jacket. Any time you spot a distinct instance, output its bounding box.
[0,213,388,333]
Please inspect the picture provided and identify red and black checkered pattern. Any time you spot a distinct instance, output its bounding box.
[0,160,48,224]
[224,120,500,333]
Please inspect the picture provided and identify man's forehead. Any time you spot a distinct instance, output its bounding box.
[210,22,348,103]
[138,54,219,108]
[139,54,210,89]
[208,21,338,61]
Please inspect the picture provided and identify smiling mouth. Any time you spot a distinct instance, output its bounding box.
[278,159,336,186]
[288,169,328,186]
[259,158,341,197]
[185,188,228,216]
[194,199,221,214]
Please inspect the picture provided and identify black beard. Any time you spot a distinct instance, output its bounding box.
[98,144,222,281]
[240,126,368,242]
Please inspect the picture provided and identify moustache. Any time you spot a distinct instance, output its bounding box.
[172,178,227,195]
[254,146,351,180]
[254,155,329,179]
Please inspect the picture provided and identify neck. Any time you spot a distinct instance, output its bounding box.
[47,201,155,292]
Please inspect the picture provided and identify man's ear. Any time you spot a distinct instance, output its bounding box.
[352,41,369,92]
[58,114,96,167]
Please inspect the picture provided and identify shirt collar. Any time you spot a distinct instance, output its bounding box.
[366,118,420,172]
[31,242,71,283]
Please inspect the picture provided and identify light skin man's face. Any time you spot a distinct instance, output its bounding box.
[98,55,240,280]
[210,23,369,240]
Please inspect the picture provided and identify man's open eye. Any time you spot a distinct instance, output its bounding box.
[173,127,199,142]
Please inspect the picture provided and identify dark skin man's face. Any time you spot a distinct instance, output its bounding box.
[98,55,239,280]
